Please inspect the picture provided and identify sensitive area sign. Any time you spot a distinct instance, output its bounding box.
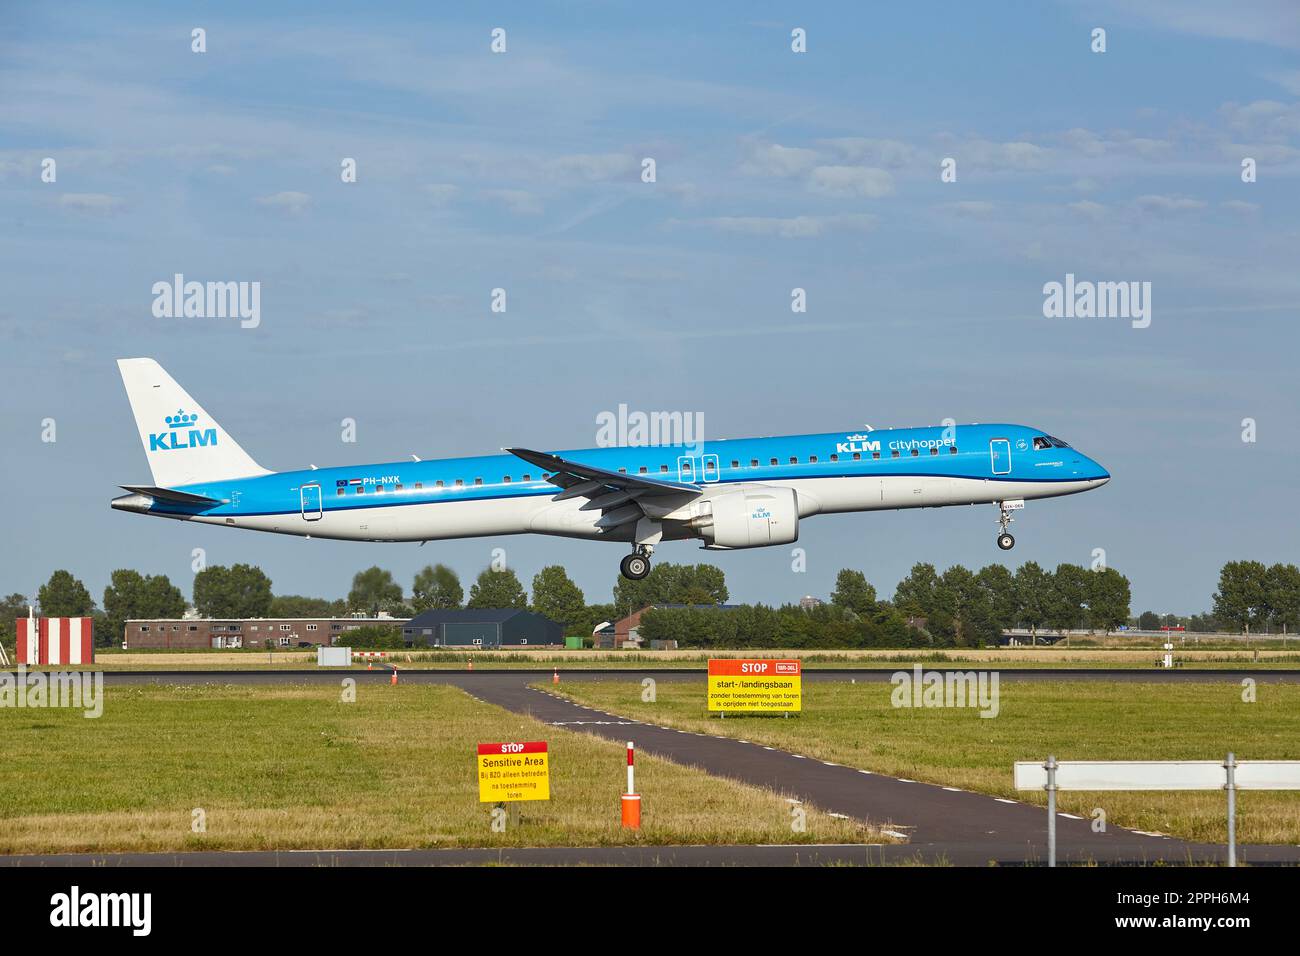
[477,741,550,802]
[707,659,802,713]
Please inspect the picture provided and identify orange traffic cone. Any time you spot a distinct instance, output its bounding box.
[390,667,398,686]
[367,661,373,670]
[552,668,559,685]
[467,657,474,671]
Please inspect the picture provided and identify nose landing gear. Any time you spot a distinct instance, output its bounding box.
[995,500,1020,551]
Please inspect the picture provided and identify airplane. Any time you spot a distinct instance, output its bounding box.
[111,358,1111,580]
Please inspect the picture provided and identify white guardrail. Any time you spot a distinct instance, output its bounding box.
[1014,754,1300,867]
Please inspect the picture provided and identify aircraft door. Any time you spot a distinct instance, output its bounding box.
[989,439,1012,475]
[676,455,697,483]
[701,453,720,483]
[300,483,323,521]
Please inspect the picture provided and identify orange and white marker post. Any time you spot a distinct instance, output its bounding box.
[621,740,641,829]
[552,668,560,685]
[390,665,398,686]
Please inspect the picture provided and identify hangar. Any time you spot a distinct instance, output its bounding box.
[402,608,563,648]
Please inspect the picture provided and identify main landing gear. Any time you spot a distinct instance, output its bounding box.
[995,501,1016,551]
[620,545,653,581]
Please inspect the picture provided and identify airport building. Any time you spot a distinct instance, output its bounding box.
[604,604,741,649]
[401,608,563,648]
[123,615,407,650]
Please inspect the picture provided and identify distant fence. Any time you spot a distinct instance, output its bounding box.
[1002,628,1291,643]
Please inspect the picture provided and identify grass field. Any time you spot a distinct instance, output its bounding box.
[0,683,884,854]
[544,678,1300,845]
[68,646,1300,670]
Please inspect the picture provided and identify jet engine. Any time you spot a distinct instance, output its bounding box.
[690,487,799,548]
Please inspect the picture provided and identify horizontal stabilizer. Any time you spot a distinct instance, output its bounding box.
[119,485,224,506]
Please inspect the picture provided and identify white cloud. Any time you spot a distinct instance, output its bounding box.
[739,143,819,177]
[256,191,312,215]
[808,166,893,198]
[1133,194,1207,214]
[421,183,460,204]
[819,138,917,169]
[1068,200,1106,219]
[683,213,875,239]
[547,153,637,182]
[1220,200,1260,215]
[940,200,996,217]
[483,189,544,215]
[57,193,123,214]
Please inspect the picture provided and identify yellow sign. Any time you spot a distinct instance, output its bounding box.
[707,659,802,713]
[477,741,550,802]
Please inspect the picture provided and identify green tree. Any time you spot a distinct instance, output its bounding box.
[467,567,527,608]
[1013,562,1051,643]
[0,593,30,630]
[830,569,877,616]
[347,566,404,613]
[38,569,95,617]
[193,563,273,618]
[269,594,346,618]
[102,570,186,646]
[893,563,940,617]
[1212,560,1270,633]
[1047,564,1089,633]
[1086,567,1131,634]
[531,566,585,626]
[612,562,728,616]
[975,564,1018,637]
[1266,563,1300,635]
[412,564,463,611]
[1138,610,1161,630]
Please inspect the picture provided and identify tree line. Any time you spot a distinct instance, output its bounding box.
[4,557,1292,649]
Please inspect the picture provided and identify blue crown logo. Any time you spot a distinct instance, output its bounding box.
[164,410,200,430]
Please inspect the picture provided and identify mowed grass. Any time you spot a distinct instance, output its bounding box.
[545,679,1300,845]
[0,683,883,854]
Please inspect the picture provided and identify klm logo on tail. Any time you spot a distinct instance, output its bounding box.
[149,410,218,452]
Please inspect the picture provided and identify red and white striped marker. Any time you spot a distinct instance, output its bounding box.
[621,740,641,829]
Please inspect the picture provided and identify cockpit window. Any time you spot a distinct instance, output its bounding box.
[1047,435,1070,448]
[1033,437,1053,450]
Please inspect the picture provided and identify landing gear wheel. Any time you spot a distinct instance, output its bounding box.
[997,533,1015,551]
[620,553,651,580]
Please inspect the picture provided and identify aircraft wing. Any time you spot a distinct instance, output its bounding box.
[504,447,700,532]
[120,485,225,506]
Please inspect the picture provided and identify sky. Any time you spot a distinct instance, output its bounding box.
[1,1,1297,616]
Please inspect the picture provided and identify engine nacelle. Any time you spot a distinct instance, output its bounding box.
[696,487,799,549]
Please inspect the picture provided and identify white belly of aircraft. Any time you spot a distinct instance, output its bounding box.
[187,475,1096,544]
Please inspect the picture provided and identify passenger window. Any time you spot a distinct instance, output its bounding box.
[395,483,403,490]
[503,476,511,483]
[872,452,880,460]
[750,459,759,467]
[618,467,627,474]
[474,478,483,485]
[455,479,464,487]
[705,460,716,471]
[910,449,919,457]
[731,460,739,469]
[949,447,958,455]
[414,482,422,489]
[640,466,648,474]
[789,457,798,464]
[929,447,938,456]
[830,454,838,462]
[891,450,900,459]
[356,486,365,494]
[660,465,669,473]
[336,488,344,496]
[853,452,861,461]
[770,458,778,466]
[523,474,531,481]
[435,480,444,488]
[375,485,385,493]
[809,455,818,463]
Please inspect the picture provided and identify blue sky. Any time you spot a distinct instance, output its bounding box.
[2,1,1297,615]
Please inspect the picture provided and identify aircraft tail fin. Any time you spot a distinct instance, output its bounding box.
[117,357,270,488]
